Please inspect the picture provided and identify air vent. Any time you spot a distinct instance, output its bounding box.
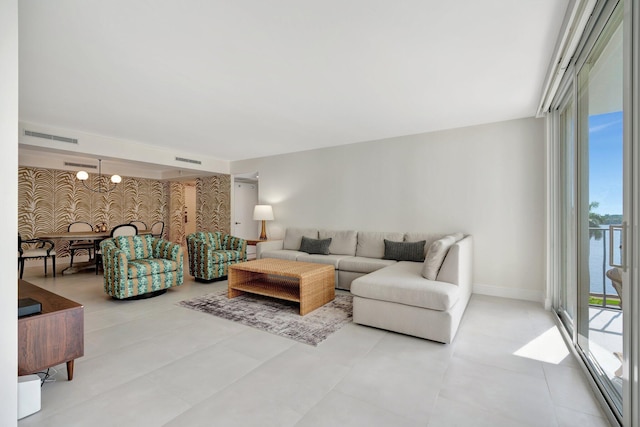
[64,161,97,169]
[24,130,78,144]
[175,156,201,165]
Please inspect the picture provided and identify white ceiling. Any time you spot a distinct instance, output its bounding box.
[18,0,569,163]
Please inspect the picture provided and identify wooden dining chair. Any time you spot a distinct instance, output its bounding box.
[18,234,56,279]
[150,221,164,238]
[112,224,138,237]
[96,224,138,274]
[68,221,95,268]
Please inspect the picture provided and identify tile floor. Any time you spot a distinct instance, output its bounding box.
[18,267,612,427]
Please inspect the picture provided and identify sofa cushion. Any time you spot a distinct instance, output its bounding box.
[283,228,318,250]
[319,230,357,256]
[127,258,178,279]
[403,232,446,257]
[261,249,305,261]
[297,254,352,268]
[356,231,404,258]
[338,256,397,274]
[383,239,426,262]
[299,236,332,255]
[114,235,153,261]
[422,235,457,280]
[351,262,460,311]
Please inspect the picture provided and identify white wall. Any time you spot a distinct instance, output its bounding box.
[1,0,19,424]
[232,117,547,302]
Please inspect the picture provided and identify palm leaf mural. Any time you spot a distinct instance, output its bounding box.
[124,177,143,223]
[18,166,175,258]
[18,167,41,238]
[59,170,91,230]
[150,181,167,224]
[196,175,231,234]
[169,182,185,245]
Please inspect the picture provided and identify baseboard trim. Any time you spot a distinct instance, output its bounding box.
[473,283,545,304]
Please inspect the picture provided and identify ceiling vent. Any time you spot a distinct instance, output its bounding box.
[175,156,201,165]
[24,130,78,144]
[64,161,97,169]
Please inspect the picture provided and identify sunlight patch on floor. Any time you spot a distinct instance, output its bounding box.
[513,327,570,364]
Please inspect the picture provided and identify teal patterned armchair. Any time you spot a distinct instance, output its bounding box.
[187,231,247,282]
[100,234,184,299]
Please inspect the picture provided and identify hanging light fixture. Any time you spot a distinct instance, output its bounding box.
[76,159,122,193]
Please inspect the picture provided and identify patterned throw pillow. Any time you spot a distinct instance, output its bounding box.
[299,236,332,255]
[382,239,426,262]
[114,235,153,260]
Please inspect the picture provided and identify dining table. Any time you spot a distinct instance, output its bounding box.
[37,229,151,275]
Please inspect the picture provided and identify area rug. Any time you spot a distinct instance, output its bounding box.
[177,289,353,346]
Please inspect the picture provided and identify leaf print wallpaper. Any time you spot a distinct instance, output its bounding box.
[196,175,231,235]
[18,166,231,259]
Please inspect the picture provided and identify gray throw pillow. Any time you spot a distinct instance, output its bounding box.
[299,236,332,255]
[382,239,426,262]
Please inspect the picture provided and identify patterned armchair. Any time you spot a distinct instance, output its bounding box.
[100,234,184,299]
[187,231,247,282]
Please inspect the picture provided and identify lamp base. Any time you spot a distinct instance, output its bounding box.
[259,220,268,240]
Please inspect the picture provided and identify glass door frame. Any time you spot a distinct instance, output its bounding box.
[622,0,638,425]
[548,0,637,424]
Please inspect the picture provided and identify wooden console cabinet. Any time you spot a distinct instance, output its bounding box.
[18,280,84,380]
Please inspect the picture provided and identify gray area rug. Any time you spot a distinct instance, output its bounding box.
[177,289,353,346]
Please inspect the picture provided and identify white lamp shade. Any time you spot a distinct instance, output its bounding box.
[110,174,122,184]
[76,170,89,180]
[253,205,274,221]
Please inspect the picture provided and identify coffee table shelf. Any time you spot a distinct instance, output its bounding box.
[229,258,335,315]
[230,277,301,302]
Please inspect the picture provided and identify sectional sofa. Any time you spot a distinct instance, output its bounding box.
[257,228,472,343]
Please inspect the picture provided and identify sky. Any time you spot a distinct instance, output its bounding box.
[589,111,623,215]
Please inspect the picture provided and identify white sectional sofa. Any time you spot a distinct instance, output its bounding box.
[257,228,473,343]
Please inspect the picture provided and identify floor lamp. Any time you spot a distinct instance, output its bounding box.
[253,205,274,240]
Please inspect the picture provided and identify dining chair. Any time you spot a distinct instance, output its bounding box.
[96,224,138,273]
[129,220,147,231]
[18,234,56,279]
[150,221,164,238]
[112,224,138,237]
[68,221,95,268]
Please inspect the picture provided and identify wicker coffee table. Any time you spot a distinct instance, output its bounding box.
[228,258,335,315]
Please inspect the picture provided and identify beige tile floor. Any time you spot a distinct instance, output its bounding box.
[18,266,612,427]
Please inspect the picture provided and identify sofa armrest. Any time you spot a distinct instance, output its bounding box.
[437,236,473,296]
[256,240,284,259]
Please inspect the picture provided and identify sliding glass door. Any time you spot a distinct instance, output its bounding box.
[557,88,576,335]
[553,1,626,420]
[575,4,624,412]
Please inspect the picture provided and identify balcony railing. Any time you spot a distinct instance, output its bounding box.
[589,226,621,309]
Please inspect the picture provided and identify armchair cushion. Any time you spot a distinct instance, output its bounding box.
[114,235,153,260]
[128,259,179,279]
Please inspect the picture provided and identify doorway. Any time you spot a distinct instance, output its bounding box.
[184,181,196,237]
[233,177,259,259]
